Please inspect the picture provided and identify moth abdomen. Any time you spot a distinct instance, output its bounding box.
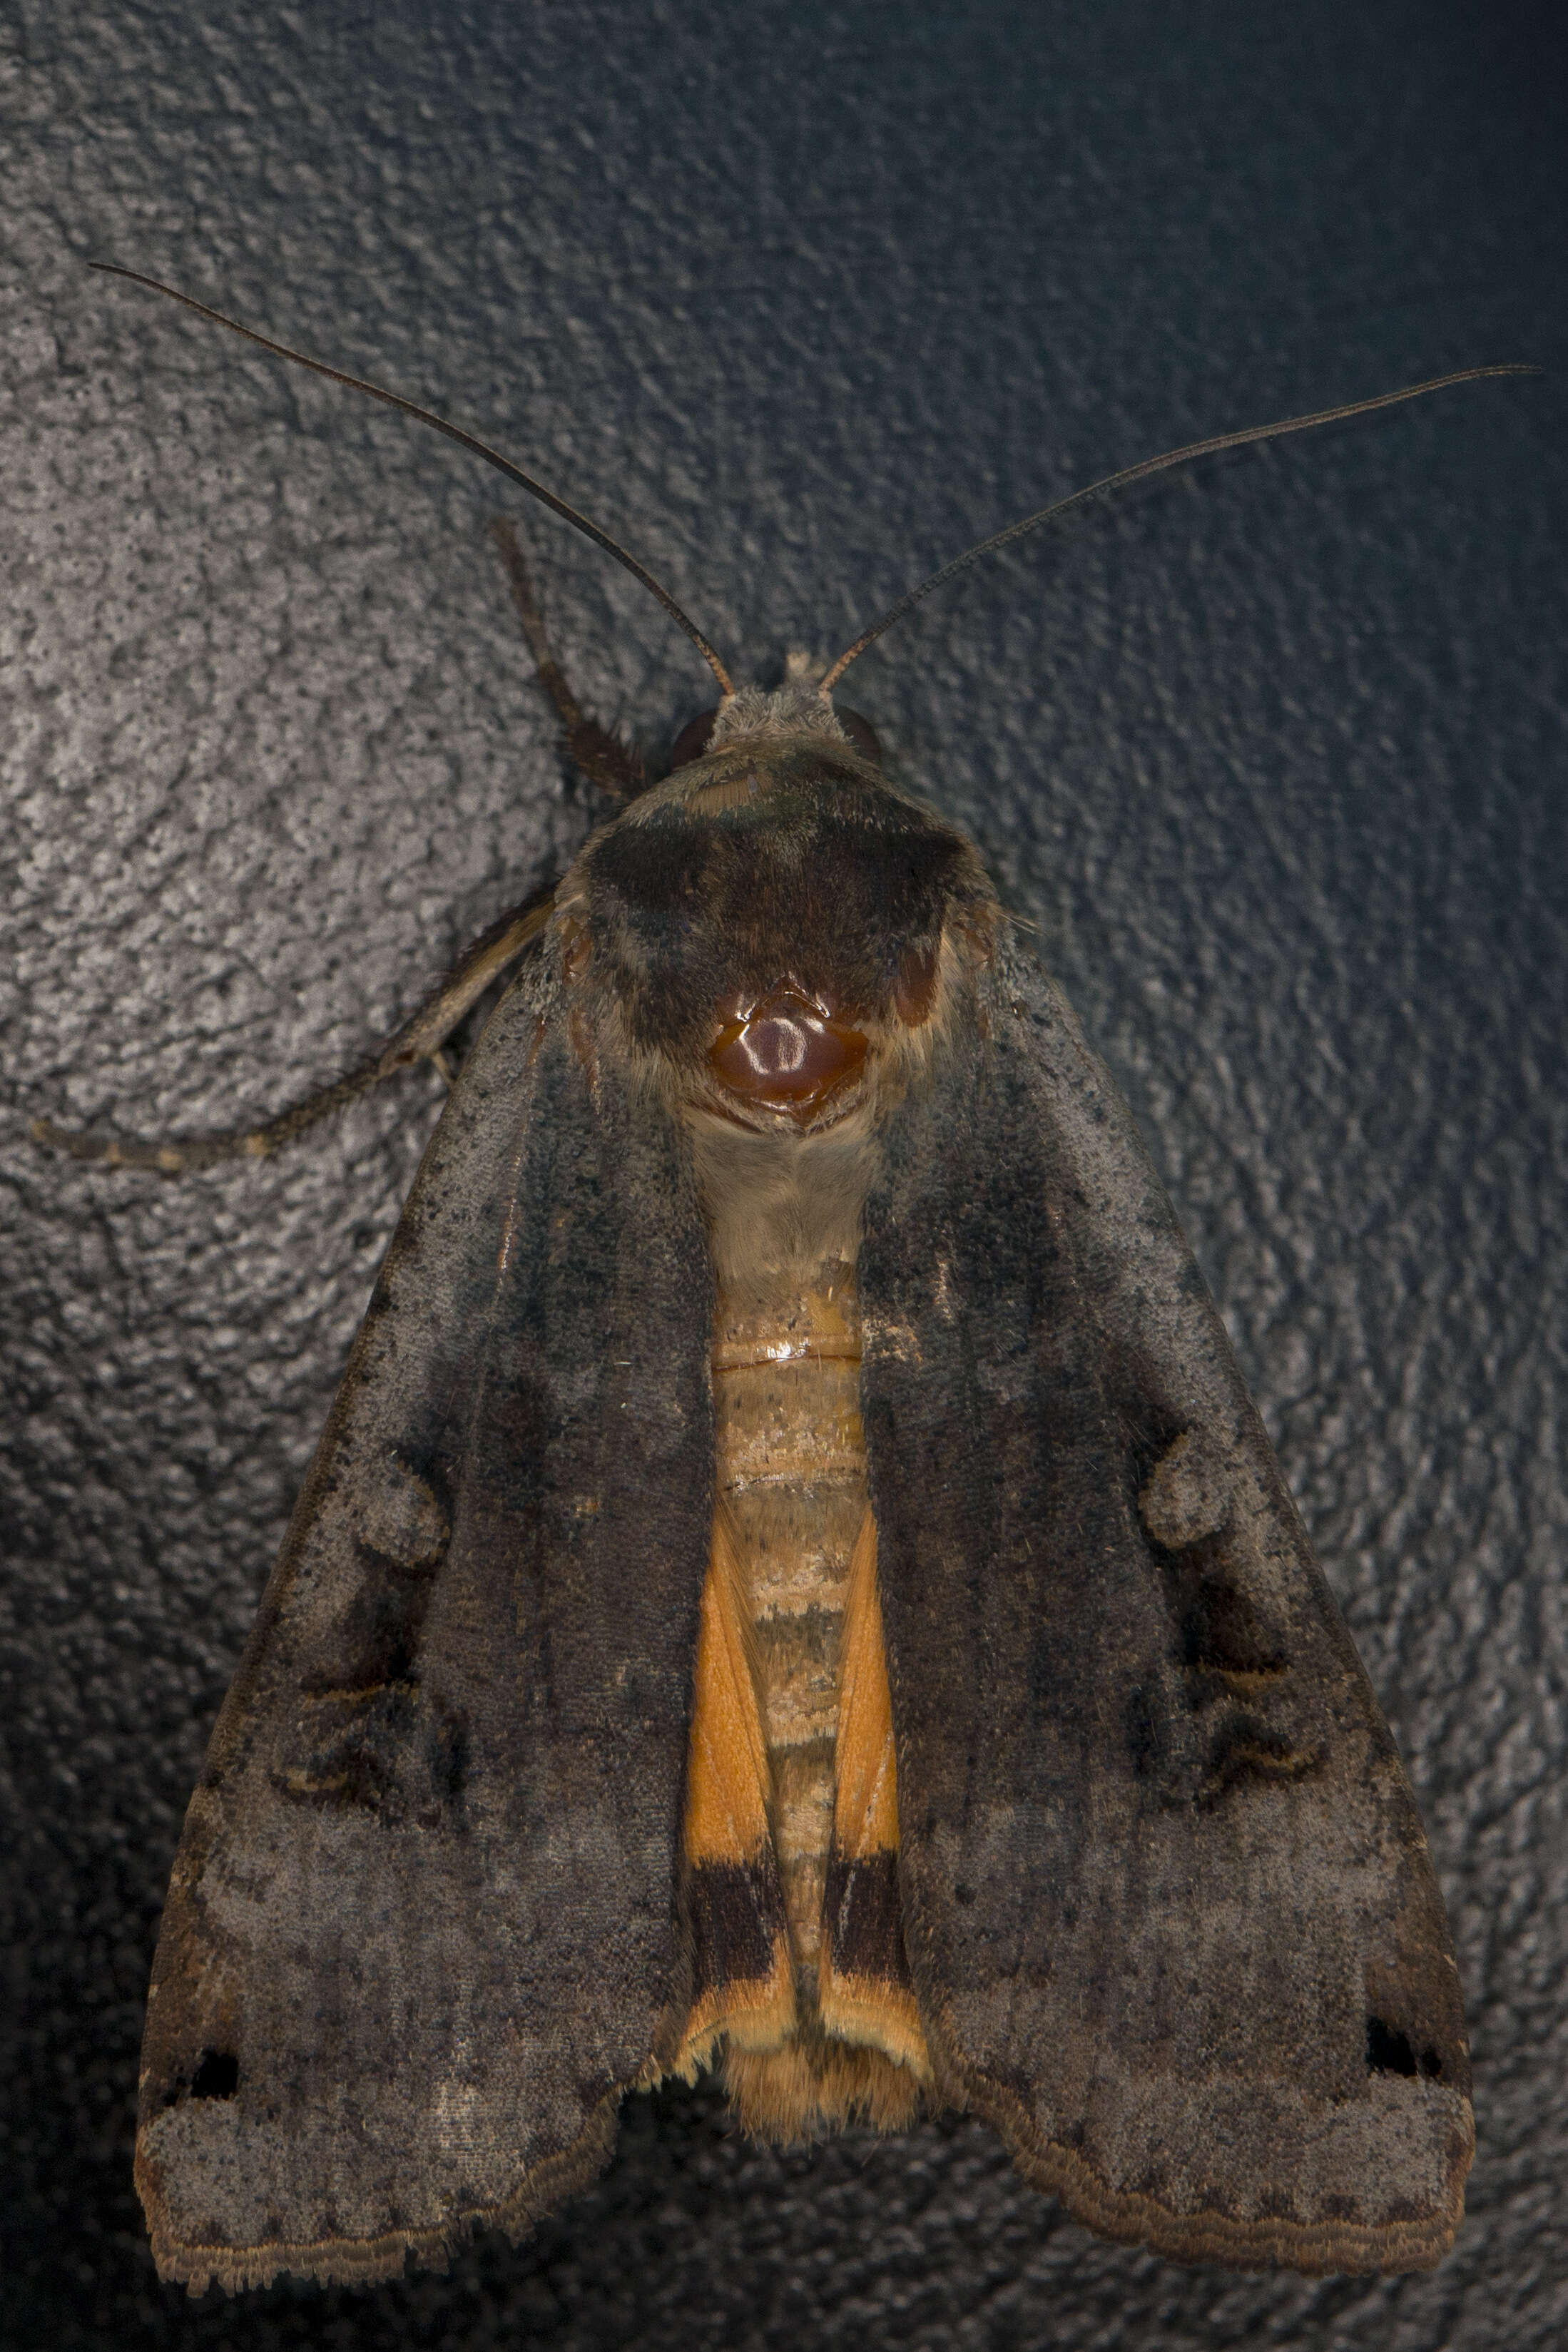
[685,1253,932,2137]
[709,1274,864,1972]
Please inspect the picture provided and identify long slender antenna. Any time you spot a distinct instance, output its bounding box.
[819,365,1540,692]
[91,262,734,695]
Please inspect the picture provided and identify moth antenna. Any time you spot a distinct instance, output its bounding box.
[90,261,734,696]
[819,364,1542,691]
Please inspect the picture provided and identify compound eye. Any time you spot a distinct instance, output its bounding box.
[835,706,881,765]
[669,708,720,769]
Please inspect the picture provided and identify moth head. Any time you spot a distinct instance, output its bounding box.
[564,664,999,1135]
[668,676,881,775]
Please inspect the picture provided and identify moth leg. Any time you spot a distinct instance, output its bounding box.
[31,885,554,1174]
[489,517,645,800]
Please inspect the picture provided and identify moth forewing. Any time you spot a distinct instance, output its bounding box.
[134,953,718,2291]
[858,936,1471,2274]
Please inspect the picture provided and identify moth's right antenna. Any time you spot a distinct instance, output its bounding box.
[91,263,735,696]
[820,365,1542,691]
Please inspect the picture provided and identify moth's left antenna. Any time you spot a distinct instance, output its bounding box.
[91,262,734,694]
[820,364,1542,691]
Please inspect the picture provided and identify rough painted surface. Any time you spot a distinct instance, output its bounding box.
[3,0,1565,2344]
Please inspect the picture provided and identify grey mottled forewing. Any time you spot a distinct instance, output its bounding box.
[859,942,1472,2274]
[135,957,714,2291]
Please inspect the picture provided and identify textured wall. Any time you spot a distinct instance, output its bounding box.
[2,3,1564,2346]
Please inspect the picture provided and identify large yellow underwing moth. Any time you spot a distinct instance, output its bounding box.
[40,268,1536,2294]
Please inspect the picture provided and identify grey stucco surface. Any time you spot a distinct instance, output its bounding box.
[2,2,1564,2345]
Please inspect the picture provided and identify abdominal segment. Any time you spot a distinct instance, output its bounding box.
[676,1264,932,2139]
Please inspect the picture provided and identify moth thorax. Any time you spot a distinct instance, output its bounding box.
[708,982,868,1121]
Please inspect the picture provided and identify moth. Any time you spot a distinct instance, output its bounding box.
[42,270,1529,2293]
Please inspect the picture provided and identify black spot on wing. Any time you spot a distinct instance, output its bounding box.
[686,1861,782,1998]
[825,1849,911,1988]
[188,2050,238,2102]
[158,2048,240,2111]
[1366,2017,1446,2080]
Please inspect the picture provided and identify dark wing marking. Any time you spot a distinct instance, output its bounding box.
[676,1510,795,2069]
[818,1512,929,2076]
[859,940,1471,2274]
[136,955,714,2291]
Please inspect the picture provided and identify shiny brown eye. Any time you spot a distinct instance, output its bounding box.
[835,706,881,765]
[669,708,719,769]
